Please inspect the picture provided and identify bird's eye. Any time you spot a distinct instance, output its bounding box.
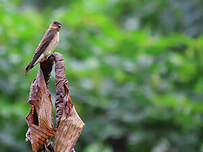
[58,24,61,28]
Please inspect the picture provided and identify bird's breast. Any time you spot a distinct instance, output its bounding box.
[44,32,59,57]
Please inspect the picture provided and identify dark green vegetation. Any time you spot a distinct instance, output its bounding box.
[0,0,203,152]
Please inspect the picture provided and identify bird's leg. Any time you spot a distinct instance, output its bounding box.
[40,57,48,63]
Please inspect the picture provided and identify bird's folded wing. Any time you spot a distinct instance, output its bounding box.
[30,29,57,66]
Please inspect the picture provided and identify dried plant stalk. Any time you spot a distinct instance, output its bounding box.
[53,52,85,152]
[26,52,84,152]
[26,68,54,152]
[54,105,84,152]
[40,54,54,87]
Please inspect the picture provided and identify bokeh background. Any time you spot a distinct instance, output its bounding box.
[0,0,203,152]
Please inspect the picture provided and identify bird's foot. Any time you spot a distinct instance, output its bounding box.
[40,57,48,63]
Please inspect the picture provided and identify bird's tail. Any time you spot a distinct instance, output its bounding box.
[25,62,34,74]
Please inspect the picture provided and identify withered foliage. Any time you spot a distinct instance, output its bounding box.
[26,68,55,152]
[54,53,84,152]
[25,53,84,152]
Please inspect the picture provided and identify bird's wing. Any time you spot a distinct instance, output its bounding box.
[25,29,57,73]
[32,29,57,65]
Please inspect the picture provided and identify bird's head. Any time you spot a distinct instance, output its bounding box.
[50,21,62,31]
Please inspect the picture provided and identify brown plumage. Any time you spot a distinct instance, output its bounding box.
[25,21,62,73]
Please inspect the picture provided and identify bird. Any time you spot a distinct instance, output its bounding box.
[25,21,62,73]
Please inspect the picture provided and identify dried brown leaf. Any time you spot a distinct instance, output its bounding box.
[26,68,54,152]
[54,52,70,128]
[40,54,54,87]
[26,52,84,152]
[54,105,84,152]
[53,52,84,152]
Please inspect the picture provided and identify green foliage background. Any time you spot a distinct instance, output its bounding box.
[0,0,203,151]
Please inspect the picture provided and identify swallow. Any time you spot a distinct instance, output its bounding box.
[25,21,62,73]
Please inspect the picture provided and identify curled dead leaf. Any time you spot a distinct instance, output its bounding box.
[40,54,54,87]
[26,68,54,152]
[54,52,71,128]
[54,105,84,152]
[26,52,84,152]
[53,52,84,152]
